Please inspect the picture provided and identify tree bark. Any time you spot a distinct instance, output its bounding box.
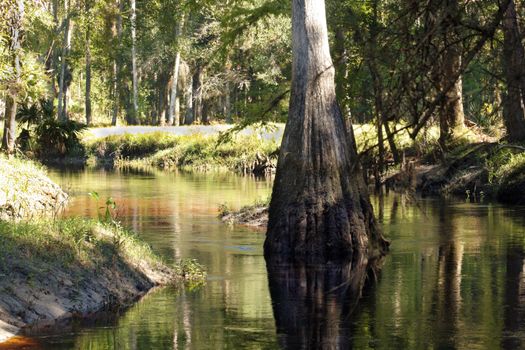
[192,64,203,123]
[167,52,181,126]
[1,0,24,155]
[2,96,17,155]
[439,0,465,147]
[184,74,194,125]
[502,0,525,142]
[158,72,169,125]
[111,0,123,126]
[168,17,184,126]
[224,90,232,123]
[264,0,388,261]
[130,0,139,124]
[85,0,92,126]
[57,0,71,121]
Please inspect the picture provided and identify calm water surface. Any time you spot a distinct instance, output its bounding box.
[7,168,525,349]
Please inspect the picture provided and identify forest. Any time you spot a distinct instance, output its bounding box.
[1,0,525,348]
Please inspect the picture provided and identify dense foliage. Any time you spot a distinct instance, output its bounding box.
[1,0,524,167]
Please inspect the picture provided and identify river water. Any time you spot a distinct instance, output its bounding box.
[9,168,525,349]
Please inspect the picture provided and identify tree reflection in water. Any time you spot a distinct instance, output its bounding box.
[266,255,382,349]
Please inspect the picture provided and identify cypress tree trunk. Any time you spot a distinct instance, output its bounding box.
[502,0,525,142]
[265,0,388,261]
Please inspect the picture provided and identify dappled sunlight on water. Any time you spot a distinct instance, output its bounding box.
[11,168,525,349]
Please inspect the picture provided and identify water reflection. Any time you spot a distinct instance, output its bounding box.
[266,257,379,349]
[502,241,525,349]
[10,169,525,349]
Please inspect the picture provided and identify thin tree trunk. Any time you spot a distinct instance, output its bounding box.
[224,83,232,123]
[45,0,59,101]
[502,0,525,142]
[57,0,71,121]
[368,1,385,187]
[130,0,139,124]
[174,96,180,125]
[168,17,184,126]
[439,0,465,147]
[2,97,17,155]
[184,74,194,125]
[202,100,209,125]
[1,0,24,155]
[85,0,92,125]
[158,73,169,125]
[111,0,123,126]
[168,52,181,125]
[368,0,399,166]
[192,64,203,123]
[265,0,388,261]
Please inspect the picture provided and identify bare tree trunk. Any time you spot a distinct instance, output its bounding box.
[439,0,465,147]
[1,0,24,155]
[224,84,232,123]
[201,100,209,125]
[111,0,123,126]
[192,64,203,123]
[85,0,92,125]
[184,74,194,125]
[368,0,399,166]
[57,0,71,121]
[502,0,525,142]
[265,0,388,261]
[45,0,60,102]
[130,0,139,124]
[2,97,17,155]
[174,96,180,125]
[168,17,184,126]
[167,52,181,126]
[158,73,169,125]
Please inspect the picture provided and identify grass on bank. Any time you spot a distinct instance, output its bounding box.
[85,132,280,173]
[0,155,68,220]
[0,218,206,284]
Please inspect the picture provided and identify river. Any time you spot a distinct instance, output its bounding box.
[8,167,525,349]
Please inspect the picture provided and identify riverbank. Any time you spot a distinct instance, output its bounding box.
[386,142,525,204]
[0,156,68,220]
[0,158,206,343]
[220,141,525,228]
[84,132,280,175]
